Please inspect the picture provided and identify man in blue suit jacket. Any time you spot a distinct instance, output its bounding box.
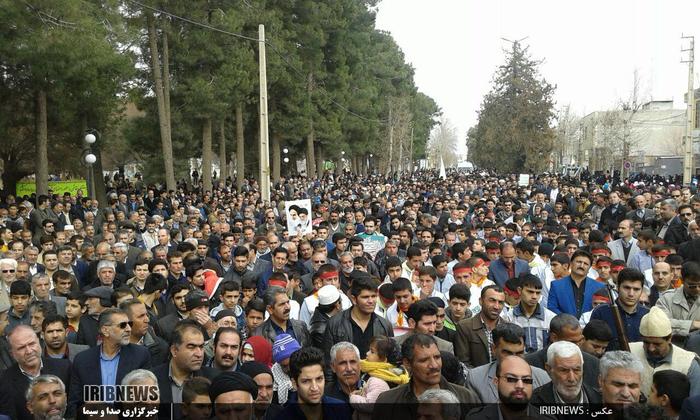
[487,242,529,287]
[547,250,605,319]
[68,308,151,413]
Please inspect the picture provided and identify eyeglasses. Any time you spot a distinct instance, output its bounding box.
[1,269,15,273]
[111,321,133,329]
[499,376,533,384]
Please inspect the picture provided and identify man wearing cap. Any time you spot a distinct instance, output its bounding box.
[271,333,301,405]
[629,306,700,396]
[240,361,282,420]
[185,290,219,339]
[209,372,258,419]
[309,285,343,348]
[299,265,352,325]
[75,285,113,346]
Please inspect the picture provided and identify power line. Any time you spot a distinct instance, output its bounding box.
[126,0,390,124]
[127,0,259,42]
[630,112,686,123]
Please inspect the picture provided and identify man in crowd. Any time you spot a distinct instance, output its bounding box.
[465,323,550,403]
[325,342,361,403]
[590,267,649,350]
[598,351,644,406]
[394,299,454,353]
[548,250,604,319]
[0,325,71,419]
[629,307,700,396]
[373,334,480,419]
[525,313,601,388]
[530,340,602,405]
[253,286,310,346]
[323,276,394,360]
[41,314,88,362]
[69,308,151,410]
[153,320,218,403]
[455,285,506,367]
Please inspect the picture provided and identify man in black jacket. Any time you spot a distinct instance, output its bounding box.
[524,314,600,389]
[252,286,310,347]
[0,325,71,420]
[152,320,218,403]
[530,341,602,406]
[309,285,343,349]
[121,299,169,366]
[322,276,393,365]
[657,199,689,246]
[68,308,151,413]
[75,285,114,346]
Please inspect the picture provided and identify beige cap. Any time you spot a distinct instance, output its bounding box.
[639,306,672,337]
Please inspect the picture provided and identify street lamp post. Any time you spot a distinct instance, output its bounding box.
[83,131,98,198]
[282,147,290,170]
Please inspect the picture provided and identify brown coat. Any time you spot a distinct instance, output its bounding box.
[372,377,480,420]
[454,314,506,368]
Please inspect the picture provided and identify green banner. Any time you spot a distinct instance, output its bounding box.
[16,180,88,197]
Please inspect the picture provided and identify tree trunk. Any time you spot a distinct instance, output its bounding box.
[235,103,245,189]
[162,21,172,144]
[316,145,324,179]
[146,12,176,191]
[202,117,213,192]
[219,119,227,188]
[271,132,281,183]
[306,72,316,177]
[35,89,48,196]
[0,164,25,197]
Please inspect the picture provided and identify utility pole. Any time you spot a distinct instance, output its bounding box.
[682,35,695,185]
[258,24,270,201]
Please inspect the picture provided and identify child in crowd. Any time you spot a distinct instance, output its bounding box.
[350,336,409,418]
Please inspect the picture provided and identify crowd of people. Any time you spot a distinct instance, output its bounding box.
[2,168,700,419]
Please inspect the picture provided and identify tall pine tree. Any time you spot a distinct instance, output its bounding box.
[467,41,556,173]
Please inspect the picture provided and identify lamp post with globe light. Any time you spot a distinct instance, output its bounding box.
[83,131,98,198]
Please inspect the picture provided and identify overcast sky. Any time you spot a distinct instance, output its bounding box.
[375,0,699,156]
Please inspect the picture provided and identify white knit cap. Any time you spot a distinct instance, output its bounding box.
[639,306,672,337]
[317,285,341,306]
